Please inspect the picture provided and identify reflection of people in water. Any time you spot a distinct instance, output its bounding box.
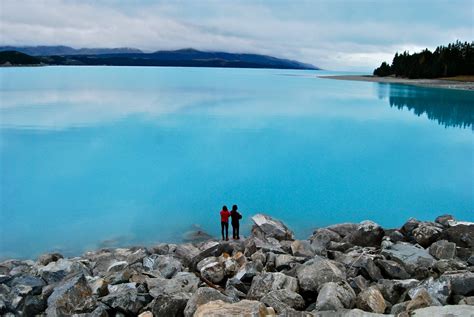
[220,206,230,241]
[230,204,242,240]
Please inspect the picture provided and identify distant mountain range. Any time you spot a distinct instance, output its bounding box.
[0,46,319,70]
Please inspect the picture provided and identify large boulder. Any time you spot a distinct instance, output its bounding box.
[315,281,356,311]
[429,240,456,260]
[37,253,63,266]
[197,257,225,284]
[375,259,410,279]
[440,271,474,296]
[412,223,443,247]
[291,240,315,258]
[38,259,90,284]
[296,257,346,294]
[8,275,46,296]
[376,279,418,304]
[356,286,386,314]
[150,292,191,317]
[309,228,342,254]
[46,274,96,316]
[194,299,270,317]
[147,272,200,298]
[143,254,183,278]
[251,214,294,241]
[440,224,474,249]
[381,242,435,275]
[247,272,298,300]
[408,277,450,305]
[101,288,148,315]
[261,289,305,314]
[184,287,235,317]
[343,221,384,247]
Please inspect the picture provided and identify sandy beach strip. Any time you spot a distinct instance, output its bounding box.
[319,75,474,91]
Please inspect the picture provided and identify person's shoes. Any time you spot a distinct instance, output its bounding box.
[237,237,240,240]
[226,238,229,241]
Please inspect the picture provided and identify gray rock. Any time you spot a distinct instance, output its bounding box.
[412,223,443,247]
[251,214,294,241]
[291,240,315,258]
[405,288,440,312]
[344,221,384,248]
[86,276,108,296]
[435,214,455,227]
[296,257,346,294]
[197,257,225,284]
[315,281,356,311]
[275,254,304,271]
[429,239,456,259]
[143,254,183,278]
[376,279,418,304]
[148,272,200,297]
[408,277,449,305]
[247,272,298,300]
[440,271,474,296]
[101,288,147,315]
[261,289,305,313]
[309,228,342,254]
[150,292,191,317]
[440,224,474,249]
[184,287,235,317]
[410,305,474,317]
[194,299,270,317]
[349,275,369,294]
[356,286,386,314]
[9,275,46,296]
[107,282,137,294]
[174,243,201,268]
[107,260,128,272]
[38,258,90,284]
[234,262,260,283]
[401,218,421,240]
[46,274,96,316]
[312,308,392,316]
[458,296,474,305]
[376,259,410,279]
[381,242,436,275]
[22,295,47,316]
[326,223,360,238]
[434,258,467,274]
[37,253,63,266]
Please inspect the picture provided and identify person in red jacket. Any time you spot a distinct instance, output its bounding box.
[220,205,231,241]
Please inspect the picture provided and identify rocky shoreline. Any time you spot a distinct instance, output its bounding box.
[1,214,473,316]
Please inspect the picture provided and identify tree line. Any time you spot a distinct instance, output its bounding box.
[373,41,474,78]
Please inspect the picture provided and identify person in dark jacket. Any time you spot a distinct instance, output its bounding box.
[230,204,242,239]
[220,205,231,241]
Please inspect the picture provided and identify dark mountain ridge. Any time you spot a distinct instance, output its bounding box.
[0,46,319,70]
[0,45,143,56]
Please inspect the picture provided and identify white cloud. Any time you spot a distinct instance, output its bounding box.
[0,0,472,70]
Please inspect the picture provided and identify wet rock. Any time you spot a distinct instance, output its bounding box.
[408,277,449,305]
[194,299,269,317]
[410,305,474,316]
[261,289,305,313]
[251,214,294,241]
[291,240,315,258]
[296,257,346,294]
[429,240,456,259]
[184,287,235,317]
[37,253,63,266]
[46,274,96,316]
[440,271,474,296]
[381,242,435,275]
[247,272,298,300]
[150,292,191,316]
[412,223,443,247]
[101,288,148,315]
[376,259,410,279]
[197,257,225,284]
[143,254,183,278]
[147,272,200,297]
[315,281,356,311]
[356,286,386,314]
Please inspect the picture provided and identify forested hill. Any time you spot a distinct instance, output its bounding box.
[373,41,474,79]
[0,47,319,70]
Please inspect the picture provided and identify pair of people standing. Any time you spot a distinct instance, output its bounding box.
[220,205,242,240]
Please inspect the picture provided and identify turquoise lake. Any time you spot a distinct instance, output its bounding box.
[0,66,473,259]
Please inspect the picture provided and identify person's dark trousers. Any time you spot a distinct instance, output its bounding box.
[221,222,229,240]
[232,223,240,239]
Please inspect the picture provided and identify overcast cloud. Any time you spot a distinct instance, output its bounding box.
[0,0,472,70]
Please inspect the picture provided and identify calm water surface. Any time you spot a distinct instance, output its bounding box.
[0,66,473,259]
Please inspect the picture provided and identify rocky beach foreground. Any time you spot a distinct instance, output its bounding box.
[1,214,473,316]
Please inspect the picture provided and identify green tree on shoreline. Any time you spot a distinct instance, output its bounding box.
[373,41,474,79]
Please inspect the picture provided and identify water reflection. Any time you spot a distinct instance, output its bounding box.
[377,83,474,129]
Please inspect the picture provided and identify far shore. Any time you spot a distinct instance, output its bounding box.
[319,75,474,91]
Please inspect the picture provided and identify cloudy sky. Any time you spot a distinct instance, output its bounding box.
[0,0,472,70]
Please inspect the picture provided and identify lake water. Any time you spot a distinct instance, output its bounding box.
[1,66,473,259]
